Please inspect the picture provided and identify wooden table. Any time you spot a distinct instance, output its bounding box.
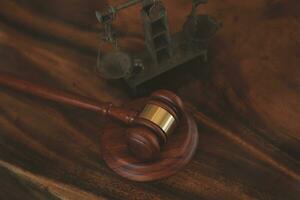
[0,1,299,199]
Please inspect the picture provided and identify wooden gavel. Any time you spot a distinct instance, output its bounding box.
[0,73,184,162]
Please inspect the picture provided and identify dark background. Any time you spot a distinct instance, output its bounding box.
[0,0,299,199]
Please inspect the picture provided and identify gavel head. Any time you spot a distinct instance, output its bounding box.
[126,90,184,162]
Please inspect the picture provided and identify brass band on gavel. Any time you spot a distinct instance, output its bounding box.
[139,104,176,137]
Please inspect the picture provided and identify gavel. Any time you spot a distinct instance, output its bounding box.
[0,73,183,162]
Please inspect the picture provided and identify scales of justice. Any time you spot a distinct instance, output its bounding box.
[95,0,219,94]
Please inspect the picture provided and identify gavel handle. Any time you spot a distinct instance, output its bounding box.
[0,73,137,124]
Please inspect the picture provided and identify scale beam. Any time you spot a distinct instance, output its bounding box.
[96,0,157,24]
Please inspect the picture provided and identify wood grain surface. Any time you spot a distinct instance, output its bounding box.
[0,0,299,199]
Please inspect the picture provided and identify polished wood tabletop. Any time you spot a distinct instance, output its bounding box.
[0,1,299,199]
